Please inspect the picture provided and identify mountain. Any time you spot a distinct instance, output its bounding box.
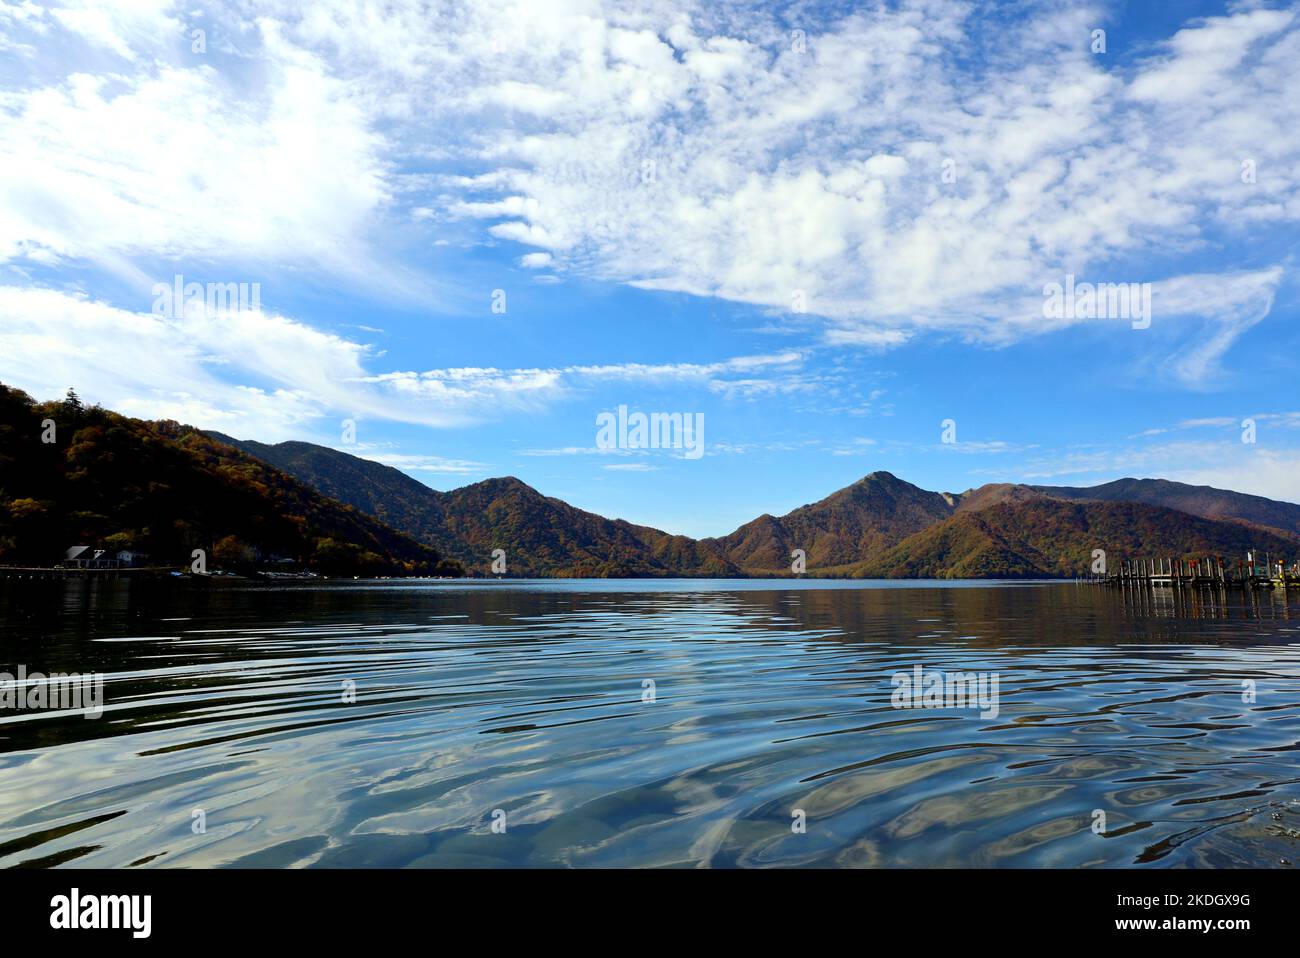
[948,482,1045,513]
[0,385,459,576]
[851,498,1300,579]
[426,476,739,577]
[204,431,1300,579]
[702,471,954,573]
[1030,477,1300,537]
[209,433,739,577]
[206,434,465,558]
[208,438,976,576]
[12,391,1295,580]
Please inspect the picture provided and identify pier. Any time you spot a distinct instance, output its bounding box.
[1094,553,1299,589]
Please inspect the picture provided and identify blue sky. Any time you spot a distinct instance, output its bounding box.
[2,0,1299,537]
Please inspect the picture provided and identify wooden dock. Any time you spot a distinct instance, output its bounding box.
[1092,553,1298,589]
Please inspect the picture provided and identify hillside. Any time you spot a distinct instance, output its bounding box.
[430,476,737,577]
[204,432,1300,580]
[210,433,739,577]
[949,482,1046,513]
[1031,477,1300,537]
[0,386,459,576]
[207,433,468,560]
[703,471,954,573]
[208,439,962,576]
[851,498,1300,579]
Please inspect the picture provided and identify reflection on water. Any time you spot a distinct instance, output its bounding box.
[1,578,1299,868]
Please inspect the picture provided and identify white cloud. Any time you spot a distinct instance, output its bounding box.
[1151,269,1283,384]
[1014,435,1300,507]
[824,328,911,349]
[0,286,534,434]
[1127,8,1296,103]
[567,351,803,382]
[364,351,809,413]
[830,437,878,456]
[355,452,484,475]
[0,13,389,278]
[1170,449,1300,506]
[1008,435,1298,500]
[938,440,1029,455]
[0,286,809,435]
[1,0,1296,385]
[520,446,637,457]
[0,286,331,438]
[47,0,179,61]
[419,1,1299,364]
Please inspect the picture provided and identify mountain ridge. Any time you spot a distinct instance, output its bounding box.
[206,431,1300,579]
[849,498,1300,579]
[1030,477,1300,536]
[209,431,740,577]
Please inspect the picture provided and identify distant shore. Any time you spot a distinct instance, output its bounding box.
[0,566,455,582]
[0,565,1073,583]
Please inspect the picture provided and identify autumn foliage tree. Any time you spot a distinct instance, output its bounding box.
[0,383,460,576]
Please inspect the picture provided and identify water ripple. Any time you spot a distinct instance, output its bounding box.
[1,579,1299,867]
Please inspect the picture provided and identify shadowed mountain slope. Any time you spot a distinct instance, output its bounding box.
[1030,477,1300,537]
[0,387,458,576]
[209,434,738,577]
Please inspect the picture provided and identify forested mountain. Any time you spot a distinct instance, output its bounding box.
[207,433,466,560]
[1030,477,1300,537]
[0,385,459,576]
[196,429,1300,580]
[210,433,739,577]
[700,471,954,573]
[849,498,1300,579]
[432,477,739,577]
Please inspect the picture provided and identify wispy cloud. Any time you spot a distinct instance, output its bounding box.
[0,286,813,435]
[354,452,484,475]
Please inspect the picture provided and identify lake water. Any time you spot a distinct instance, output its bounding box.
[2,578,1299,868]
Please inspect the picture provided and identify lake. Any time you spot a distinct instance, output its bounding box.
[1,578,1299,868]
